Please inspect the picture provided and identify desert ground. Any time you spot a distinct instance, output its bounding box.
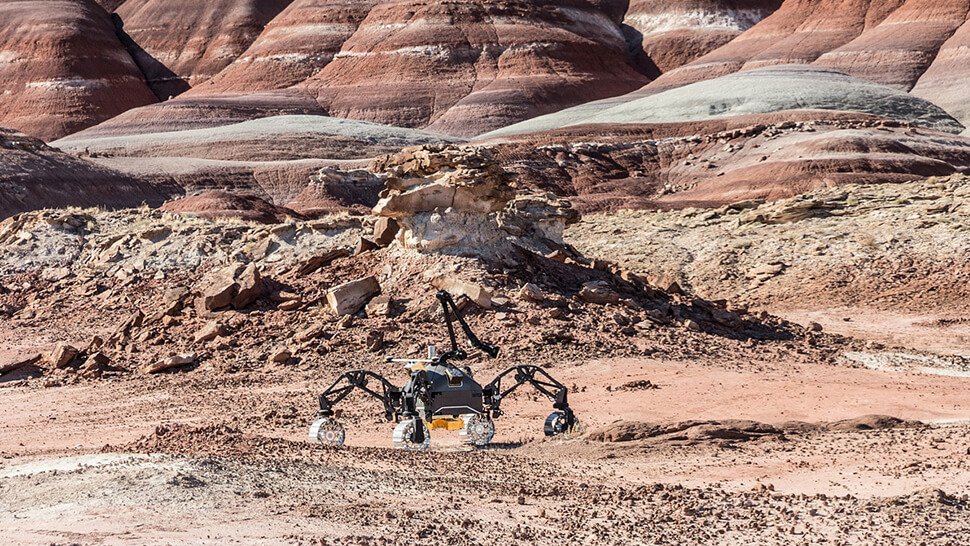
[2,173,968,543]
[3,1,970,544]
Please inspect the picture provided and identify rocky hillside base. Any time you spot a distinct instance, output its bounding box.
[0,204,847,386]
[567,174,970,313]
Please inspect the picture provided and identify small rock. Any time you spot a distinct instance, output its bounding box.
[809,321,824,332]
[49,344,79,369]
[40,267,72,282]
[354,236,380,255]
[517,283,545,303]
[296,323,327,343]
[278,299,302,311]
[372,217,400,246]
[194,321,225,343]
[366,331,385,352]
[577,281,620,305]
[366,295,392,317]
[432,276,493,308]
[80,352,114,378]
[327,276,381,316]
[269,348,293,364]
[161,315,180,327]
[142,353,196,374]
[337,315,354,329]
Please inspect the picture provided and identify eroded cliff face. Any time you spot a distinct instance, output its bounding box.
[301,0,649,137]
[113,0,294,99]
[622,0,782,76]
[0,0,157,141]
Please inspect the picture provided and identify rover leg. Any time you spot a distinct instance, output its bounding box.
[310,370,402,445]
[483,365,581,437]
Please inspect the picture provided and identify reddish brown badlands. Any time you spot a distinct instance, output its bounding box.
[1,1,969,544]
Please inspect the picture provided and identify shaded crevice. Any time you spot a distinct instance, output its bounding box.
[111,13,190,101]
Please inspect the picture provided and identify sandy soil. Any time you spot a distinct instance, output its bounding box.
[2,337,968,544]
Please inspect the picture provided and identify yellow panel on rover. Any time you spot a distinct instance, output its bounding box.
[428,418,465,431]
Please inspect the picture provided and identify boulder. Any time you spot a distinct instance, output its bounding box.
[231,263,265,309]
[199,264,266,311]
[142,353,197,374]
[200,271,237,311]
[516,283,546,303]
[372,217,400,246]
[49,344,80,369]
[431,277,493,309]
[326,276,381,316]
[578,281,621,305]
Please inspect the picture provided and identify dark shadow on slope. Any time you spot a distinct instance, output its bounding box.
[621,24,661,80]
[112,13,191,100]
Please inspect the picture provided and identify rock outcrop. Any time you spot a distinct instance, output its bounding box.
[160,191,302,224]
[623,0,781,76]
[372,145,579,259]
[112,0,293,99]
[0,0,157,140]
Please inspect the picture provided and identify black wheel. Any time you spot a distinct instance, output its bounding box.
[544,411,583,437]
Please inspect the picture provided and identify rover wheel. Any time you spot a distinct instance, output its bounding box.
[459,414,495,447]
[308,417,346,446]
[543,412,582,437]
[392,419,431,451]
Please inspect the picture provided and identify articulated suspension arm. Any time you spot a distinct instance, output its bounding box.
[483,365,576,427]
[317,370,402,421]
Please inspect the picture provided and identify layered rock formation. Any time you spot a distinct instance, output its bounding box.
[58,91,328,138]
[190,0,379,94]
[0,128,178,219]
[0,0,157,140]
[909,16,970,126]
[486,111,970,211]
[301,0,649,137]
[372,146,578,258]
[112,0,293,99]
[645,0,907,92]
[814,0,970,90]
[484,65,965,138]
[55,115,460,161]
[623,0,781,76]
